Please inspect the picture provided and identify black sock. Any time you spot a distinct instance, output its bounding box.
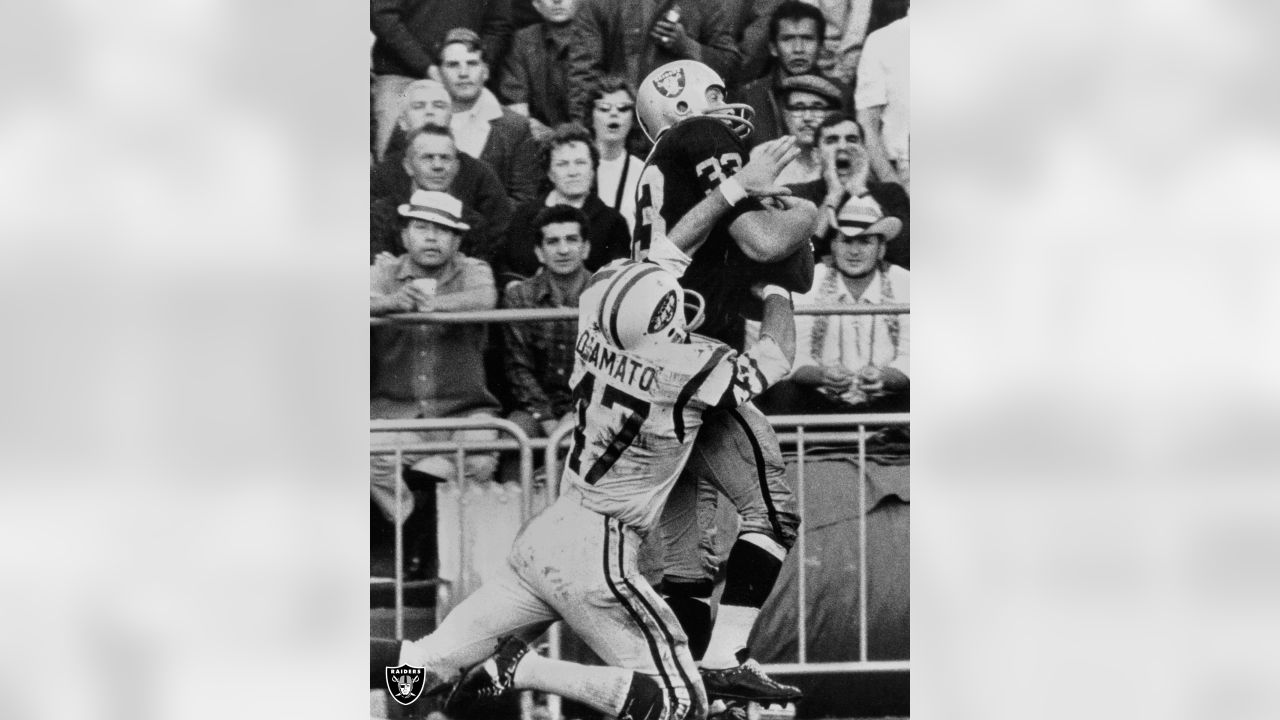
[719,538,783,608]
[661,578,714,660]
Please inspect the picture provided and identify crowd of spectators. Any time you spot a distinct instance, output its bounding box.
[370,0,910,577]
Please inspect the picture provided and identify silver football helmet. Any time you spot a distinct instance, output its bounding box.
[593,261,705,351]
[635,60,754,142]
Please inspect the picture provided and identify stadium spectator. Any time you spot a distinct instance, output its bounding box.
[510,0,544,30]
[500,205,592,441]
[370,0,513,162]
[584,76,645,233]
[370,82,508,203]
[786,112,909,267]
[758,194,908,415]
[369,189,502,579]
[733,1,851,148]
[808,0,910,86]
[855,11,909,189]
[567,0,741,124]
[498,0,580,138]
[370,124,512,264]
[439,28,542,205]
[750,74,841,185]
[493,123,630,287]
[727,0,785,86]
[377,79,454,183]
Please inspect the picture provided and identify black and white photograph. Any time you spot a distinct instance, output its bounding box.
[6,3,1280,720]
[367,1,910,718]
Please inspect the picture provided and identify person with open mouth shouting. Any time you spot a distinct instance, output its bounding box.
[784,111,910,268]
[584,75,645,234]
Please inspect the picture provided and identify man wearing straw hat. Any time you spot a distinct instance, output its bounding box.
[763,193,908,414]
[370,189,502,579]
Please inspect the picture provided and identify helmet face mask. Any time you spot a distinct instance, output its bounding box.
[636,61,755,142]
[682,288,706,336]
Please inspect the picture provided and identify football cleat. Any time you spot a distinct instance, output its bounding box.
[700,659,803,705]
[442,636,530,717]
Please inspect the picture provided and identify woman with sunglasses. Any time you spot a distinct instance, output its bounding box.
[585,76,646,234]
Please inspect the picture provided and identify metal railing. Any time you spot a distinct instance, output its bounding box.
[370,303,910,326]
[369,416,536,636]
[543,415,911,677]
[763,413,910,674]
[371,304,911,716]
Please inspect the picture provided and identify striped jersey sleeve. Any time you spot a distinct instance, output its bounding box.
[690,335,791,410]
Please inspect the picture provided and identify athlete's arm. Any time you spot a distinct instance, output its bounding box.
[754,284,796,367]
[662,136,801,256]
[728,194,822,264]
[695,285,796,410]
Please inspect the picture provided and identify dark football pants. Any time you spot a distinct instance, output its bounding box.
[650,402,800,584]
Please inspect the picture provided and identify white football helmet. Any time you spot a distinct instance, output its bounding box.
[635,60,754,143]
[593,261,705,351]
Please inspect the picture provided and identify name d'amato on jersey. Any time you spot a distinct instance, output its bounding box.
[562,260,790,536]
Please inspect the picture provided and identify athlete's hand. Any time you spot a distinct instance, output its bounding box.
[770,194,816,211]
[766,193,823,237]
[749,281,788,300]
[735,137,800,198]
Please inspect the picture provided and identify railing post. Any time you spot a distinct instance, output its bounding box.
[394,444,405,639]
[756,414,909,678]
[795,425,807,665]
[542,423,574,720]
[858,423,869,662]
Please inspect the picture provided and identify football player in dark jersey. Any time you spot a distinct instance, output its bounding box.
[632,59,821,707]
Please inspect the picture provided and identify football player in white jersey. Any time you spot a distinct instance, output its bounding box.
[371,260,797,720]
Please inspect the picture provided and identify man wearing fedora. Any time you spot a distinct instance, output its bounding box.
[370,189,502,578]
[756,194,908,415]
[370,123,512,265]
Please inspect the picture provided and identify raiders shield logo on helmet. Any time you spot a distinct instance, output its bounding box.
[652,67,685,98]
[385,664,426,706]
[647,289,678,333]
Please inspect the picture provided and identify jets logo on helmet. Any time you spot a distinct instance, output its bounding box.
[648,290,678,333]
[636,60,755,142]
